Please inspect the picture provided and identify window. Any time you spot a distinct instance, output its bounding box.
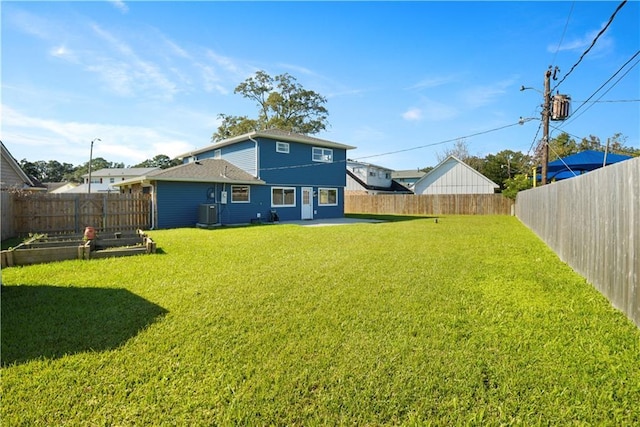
[231,185,250,203]
[276,141,290,153]
[318,188,338,206]
[272,187,296,207]
[214,149,221,159]
[312,147,333,163]
[109,178,115,183]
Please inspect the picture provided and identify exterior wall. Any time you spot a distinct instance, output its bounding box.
[189,141,258,176]
[1,155,27,190]
[347,163,392,188]
[414,158,497,195]
[154,181,345,228]
[257,138,347,187]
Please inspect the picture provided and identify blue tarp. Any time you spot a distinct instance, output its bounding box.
[539,150,633,181]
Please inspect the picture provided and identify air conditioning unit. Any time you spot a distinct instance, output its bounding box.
[198,204,218,225]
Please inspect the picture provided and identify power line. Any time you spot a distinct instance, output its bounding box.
[352,120,528,162]
[552,0,628,92]
[558,50,640,128]
[551,1,576,66]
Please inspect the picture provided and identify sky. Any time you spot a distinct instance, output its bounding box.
[2,1,638,171]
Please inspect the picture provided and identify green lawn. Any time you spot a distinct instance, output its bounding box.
[2,216,639,425]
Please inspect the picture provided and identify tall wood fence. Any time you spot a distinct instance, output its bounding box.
[516,157,639,328]
[345,194,514,216]
[1,192,151,239]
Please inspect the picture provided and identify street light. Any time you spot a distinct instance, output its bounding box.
[88,138,101,194]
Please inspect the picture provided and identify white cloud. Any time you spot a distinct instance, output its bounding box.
[409,74,459,90]
[550,24,613,56]
[1,105,197,165]
[109,0,129,14]
[402,108,423,121]
[460,77,517,109]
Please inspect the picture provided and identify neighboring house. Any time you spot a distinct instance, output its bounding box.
[391,169,426,189]
[346,160,412,195]
[541,150,633,182]
[115,129,356,228]
[60,167,160,193]
[45,182,79,193]
[1,141,46,192]
[413,155,499,195]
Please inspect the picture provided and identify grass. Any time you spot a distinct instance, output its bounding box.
[2,216,639,425]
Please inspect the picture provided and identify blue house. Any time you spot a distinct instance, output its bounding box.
[115,129,355,228]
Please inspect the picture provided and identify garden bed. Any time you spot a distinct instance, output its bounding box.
[1,230,156,267]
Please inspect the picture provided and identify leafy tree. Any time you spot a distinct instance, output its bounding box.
[482,150,532,190]
[212,70,329,141]
[134,154,181,169]
[19,159,75,182]
[503,173,533,199]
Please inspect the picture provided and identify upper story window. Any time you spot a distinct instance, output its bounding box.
[276,141,290,153]
[313,147,333,163]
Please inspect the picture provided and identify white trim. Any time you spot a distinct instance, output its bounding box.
[271,186,296,207]
[276,141,290,153]
[231,185,250,203]
[318,187,338,206]
[312,147,333,163]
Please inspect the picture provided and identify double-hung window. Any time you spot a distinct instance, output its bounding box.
[272,187,296,207]
[312,147,333,163]
[318,188,338,206]
[231,185,250,203]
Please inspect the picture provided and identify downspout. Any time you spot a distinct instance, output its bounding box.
[150,181,156,230]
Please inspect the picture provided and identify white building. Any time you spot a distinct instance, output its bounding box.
[413,156,499,195]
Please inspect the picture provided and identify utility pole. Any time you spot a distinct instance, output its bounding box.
[541,67,552,186]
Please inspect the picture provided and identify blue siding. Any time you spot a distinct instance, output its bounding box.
[156,181,215,228]
[156,181,274,228]
[258,138,347,187]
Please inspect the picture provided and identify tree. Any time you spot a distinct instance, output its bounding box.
[482,150,532,190]
[503,173,533,199]
[437,139,472,163]
[212,71,329,141]
[20,159,75,182]
[134,154,181,169]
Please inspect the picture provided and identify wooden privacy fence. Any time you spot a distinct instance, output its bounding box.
[345,194,514,216]
[516,157,639,328]
[3,192,151,238]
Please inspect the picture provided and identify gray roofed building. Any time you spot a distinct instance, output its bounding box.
[115,159,265,187]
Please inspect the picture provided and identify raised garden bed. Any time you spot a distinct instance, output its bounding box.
[1,230,156,267]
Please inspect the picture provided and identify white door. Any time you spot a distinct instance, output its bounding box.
[301,187,313,220]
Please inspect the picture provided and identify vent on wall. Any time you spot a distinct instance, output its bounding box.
[198,204,218,225]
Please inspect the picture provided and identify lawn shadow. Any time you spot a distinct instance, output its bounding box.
[346,213,438,223]
[1,285,168,366]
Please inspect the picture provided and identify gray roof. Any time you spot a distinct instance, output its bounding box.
[178,129,356,159]
[82,167,159,178]
[391,169,427,179]
[114,159,265,186]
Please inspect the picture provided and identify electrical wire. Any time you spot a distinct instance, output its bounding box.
[256,119,533,172]
[552,0,628,93]
[551,1,576,67]
[558,50,639,129]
